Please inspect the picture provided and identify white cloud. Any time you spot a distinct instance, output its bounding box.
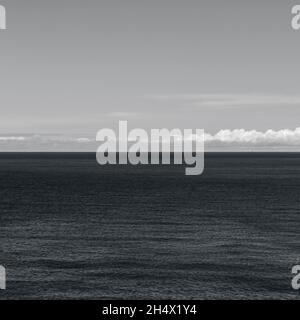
[205,128,300,146]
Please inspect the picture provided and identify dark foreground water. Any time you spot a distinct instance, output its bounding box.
[0,153,300,300]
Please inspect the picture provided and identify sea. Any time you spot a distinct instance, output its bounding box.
[0,152,300,299]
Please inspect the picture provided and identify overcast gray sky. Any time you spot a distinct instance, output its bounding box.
[0,0,300,150]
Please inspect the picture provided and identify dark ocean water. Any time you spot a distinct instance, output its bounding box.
[0,153,300,300]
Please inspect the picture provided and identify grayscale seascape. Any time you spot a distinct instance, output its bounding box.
[1,152,299,300]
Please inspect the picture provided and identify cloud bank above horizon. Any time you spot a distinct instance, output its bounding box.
[0,127,299,152]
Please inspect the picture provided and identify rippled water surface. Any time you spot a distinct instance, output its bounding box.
[1,153,300,299]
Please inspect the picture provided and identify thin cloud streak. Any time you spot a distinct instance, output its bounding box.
[0,136,26,141]
[145,94,300,108]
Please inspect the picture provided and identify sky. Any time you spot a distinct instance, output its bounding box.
[0,0,300,151]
